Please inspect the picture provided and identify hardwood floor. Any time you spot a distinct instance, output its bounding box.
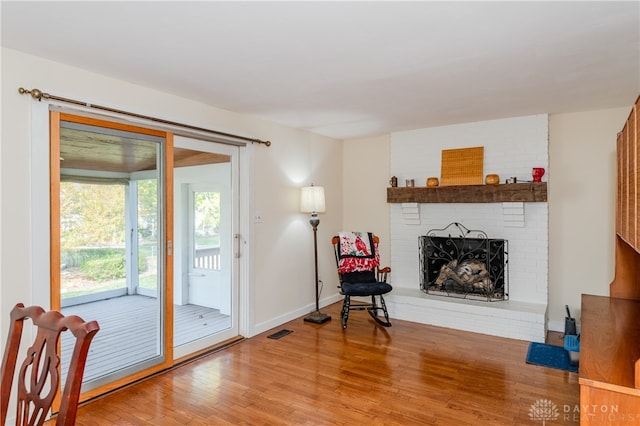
[55,302,579,425]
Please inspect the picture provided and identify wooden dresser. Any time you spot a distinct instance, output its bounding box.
[579,96,640,424]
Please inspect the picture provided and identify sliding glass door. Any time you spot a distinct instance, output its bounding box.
[172,136,239,359]
[50,112,242,400]
[51,112,170,393]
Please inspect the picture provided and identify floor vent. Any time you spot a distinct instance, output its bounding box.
[267,329,293,340]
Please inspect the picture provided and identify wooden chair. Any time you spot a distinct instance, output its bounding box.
[332,233,392,329]
[1,303,99,426]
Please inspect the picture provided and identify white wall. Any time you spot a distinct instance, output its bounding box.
[548,107,629,331]
[342,135,390,266]
[0,48,343,345]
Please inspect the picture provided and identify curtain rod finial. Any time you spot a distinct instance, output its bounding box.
[251,138,271,147]
[18,87,46,101]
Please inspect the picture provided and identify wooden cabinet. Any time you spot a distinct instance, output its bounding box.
[616,96,640,253]
[611,96,640,300]
[579,96,640,424]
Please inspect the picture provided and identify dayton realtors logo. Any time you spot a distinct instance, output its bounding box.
[530,399,639,424]
[529,399,560,425]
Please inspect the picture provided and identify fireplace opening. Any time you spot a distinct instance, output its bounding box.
[419,223,508,301]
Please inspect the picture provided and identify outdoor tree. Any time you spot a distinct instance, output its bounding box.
[60,182,125,249]
[195,191,220,238]
[137,179,158,240]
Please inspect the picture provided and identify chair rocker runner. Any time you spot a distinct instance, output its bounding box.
[1,303,99,426]
[332,232,392,329]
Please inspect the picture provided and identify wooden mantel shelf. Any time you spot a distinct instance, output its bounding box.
[387,182,547,203]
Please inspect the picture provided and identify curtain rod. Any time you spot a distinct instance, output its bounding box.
[18,87,272,147]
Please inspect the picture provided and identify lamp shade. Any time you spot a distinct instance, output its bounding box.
[300,185,326,213]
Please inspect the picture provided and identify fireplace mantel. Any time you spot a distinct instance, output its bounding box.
[387,182,547,203]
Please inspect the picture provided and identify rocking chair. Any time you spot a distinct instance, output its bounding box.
[332,232,392,329]
[1,303,99,426]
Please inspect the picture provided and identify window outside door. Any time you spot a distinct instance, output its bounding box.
[189,186,223,310]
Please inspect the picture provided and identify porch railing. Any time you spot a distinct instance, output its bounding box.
[195,246,221,270]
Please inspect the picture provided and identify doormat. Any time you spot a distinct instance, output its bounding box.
[267,329,293,340]
[526,342,578,373]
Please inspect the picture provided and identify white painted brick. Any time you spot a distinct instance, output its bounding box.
[503,214,524,222]
[503,207,525,216]
[389,115,548,339]
[401,202,419,208]
[505,221,525,228]
[386,289,547,342]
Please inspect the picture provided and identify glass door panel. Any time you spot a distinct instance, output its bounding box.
[56,117,166,390]
[173,136,238,359]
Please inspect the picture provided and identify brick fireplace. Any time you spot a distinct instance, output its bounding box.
[385,114,549,342]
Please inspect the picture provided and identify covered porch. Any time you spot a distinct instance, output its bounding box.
[62,295,230,382]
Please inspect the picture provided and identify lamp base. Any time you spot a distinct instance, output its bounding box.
[303,310,332,324]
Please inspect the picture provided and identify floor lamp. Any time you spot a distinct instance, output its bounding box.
[300,184,331,324]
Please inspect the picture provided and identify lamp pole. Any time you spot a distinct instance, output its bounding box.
[304,211,331,324]
[311,213,320,311]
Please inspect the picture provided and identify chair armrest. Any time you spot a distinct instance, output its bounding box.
[377,266,391,282]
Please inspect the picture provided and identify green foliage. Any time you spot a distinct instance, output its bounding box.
[194,191,220,236]
[137,179,158,242]
[138,273,158,290]
[138,251,148,273]
[60,182,126,249]
[81,254,125,282]
[62,281,125,299]
[62,248,125,268]
[66,248,148,282]
[60,179,156,281]
[195,235,220,247]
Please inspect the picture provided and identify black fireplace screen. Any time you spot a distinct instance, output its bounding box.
[419,223,508,301]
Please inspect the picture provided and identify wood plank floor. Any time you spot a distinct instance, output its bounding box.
[61,295,230,382]
[54,301,580,425]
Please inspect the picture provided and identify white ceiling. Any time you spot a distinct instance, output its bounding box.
[2,1,639,140]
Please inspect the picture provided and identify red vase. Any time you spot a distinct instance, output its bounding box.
[532,167,545,182]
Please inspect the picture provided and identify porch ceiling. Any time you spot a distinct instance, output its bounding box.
[60,128,230,174]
